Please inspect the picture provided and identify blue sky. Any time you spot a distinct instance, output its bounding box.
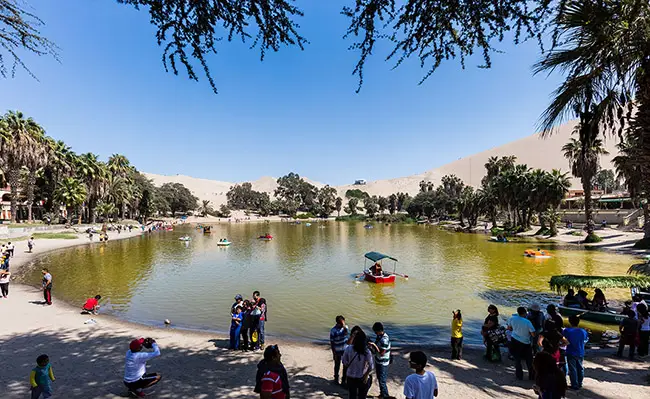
[0,1,561,185]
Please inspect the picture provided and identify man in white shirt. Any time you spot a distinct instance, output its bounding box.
[124,338,162,397]
[404,351,438,399]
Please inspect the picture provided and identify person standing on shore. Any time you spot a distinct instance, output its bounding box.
[329,315,349,385]
[7,241,14,257]
[369,322,391,399]
[230,306,243,350]
[617,309,639,360]
[28,237,35,253]
[451,310,463,360]
[0,270,10,298]
[30,354,55,399]
[404,351,438,399]
[41,268,52,305]
[255,345,290,399]
[507,307,536,380]
[637,304,650,357]
[123,338,162,397]
[342,330,374,399]
[532,351,567,399]
[252,291,267,350]
[482,305,501,362]
[563,315,588,390]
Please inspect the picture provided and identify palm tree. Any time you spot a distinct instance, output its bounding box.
[0,111,41,222]
[108,154,132,218]
[95,201,117,220]
[76,153,107,223]
[22,125,50,222]
[562,125,609,241]
[55,177,87,224]
[199,200,212,217]
[535,0,649,244]
[546,170,572,236]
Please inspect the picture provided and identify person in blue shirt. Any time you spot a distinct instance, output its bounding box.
[562,315,588,390]
[507,307,536,380]
[329,315,349,385]
[230,306,243,350]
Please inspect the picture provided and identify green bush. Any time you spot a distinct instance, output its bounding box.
[295,212,315,219]
[335,214,367,222]
[491,227,504,236]
[373,214,415,223]
[584,233,603,243]
[570,231,584,236]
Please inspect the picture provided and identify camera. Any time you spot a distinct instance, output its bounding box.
[143,337,155,348]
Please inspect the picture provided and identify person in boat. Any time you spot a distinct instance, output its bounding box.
[563,289,581,309]
[369,262,383,276]
[591,289,607,311]
[576,290,591,309]
[537,247,546,256]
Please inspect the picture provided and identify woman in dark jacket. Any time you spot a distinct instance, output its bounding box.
[533,351,567,399]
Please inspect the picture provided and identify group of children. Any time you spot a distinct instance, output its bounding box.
[230,292,267,351]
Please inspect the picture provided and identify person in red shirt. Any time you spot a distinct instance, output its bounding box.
[259,345,288,399]
[82,295,102,314]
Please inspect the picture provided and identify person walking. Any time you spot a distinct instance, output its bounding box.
[617,308,639,360]
[637,304,650,357]
[0,270,10,298]
[329,315,349,385]
[7,241,14,257]
[451,310,463,360]
[28,237,35,253]
[369,322,391,399]
[342,330,374,399]
[41,268,52,305]
[123,337,162,398]
[507,307,536,380]
[532,351,567,399]
[255,345,291,399]
[563,315,588,390]
[30,354,55,399]
[404,351,438,398]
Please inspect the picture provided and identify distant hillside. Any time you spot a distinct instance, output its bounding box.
[145,119,622,206]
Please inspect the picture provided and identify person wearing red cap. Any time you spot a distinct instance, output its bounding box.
[123,337,161,397]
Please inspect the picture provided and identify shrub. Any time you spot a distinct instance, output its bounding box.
[335,214,367,222]
[583,233,603,243]
[295,212,315,219]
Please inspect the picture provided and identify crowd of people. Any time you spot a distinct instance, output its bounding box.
[0,241,14,299]
[230,291,268,351]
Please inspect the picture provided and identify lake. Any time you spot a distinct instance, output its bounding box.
[20,222,637,345]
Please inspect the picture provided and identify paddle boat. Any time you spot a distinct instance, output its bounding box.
[364,224,374,229]
[305,223,312,227]
[217,239,231,247]
[258,234,273,241]
[360,251,407,284]
[203,226,211,234]
[549,274,650,324]
[178,236,191,242]
[524,249,551,259]
[490,236,508,243]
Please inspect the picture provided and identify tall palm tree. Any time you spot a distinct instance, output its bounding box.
[562,123,609,240]
[546,169,572,236]
[55,177,87,224]
[22,125,49,222]
[199,200,212,217]
[76,153,107,223]
[535,0,650,244]
[108,154,132,218]
[0,111,40,222]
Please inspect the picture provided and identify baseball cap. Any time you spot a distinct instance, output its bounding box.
[130,338,145,351]
[234,294,243,300]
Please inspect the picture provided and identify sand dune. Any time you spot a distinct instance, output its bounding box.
[146,119,622,206]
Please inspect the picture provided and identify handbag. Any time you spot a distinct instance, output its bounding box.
[488,326,508,344]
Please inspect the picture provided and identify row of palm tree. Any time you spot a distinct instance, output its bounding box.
[537,0,650,246]
[0,110,171,223]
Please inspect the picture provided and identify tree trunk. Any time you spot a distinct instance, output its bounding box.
[644,202,650,240]
[583,175,595,235]
[539,212,547,229]
[7,169,20,223]
[26,170,37,223]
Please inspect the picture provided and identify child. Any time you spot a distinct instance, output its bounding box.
[30,354,55,399]
[451,309,463,360]
[230,306,243,350]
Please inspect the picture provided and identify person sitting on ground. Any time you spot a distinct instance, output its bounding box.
[82,295,101,314]
[563,289,581,308]
[591,288,607,311]
[255,345,290,399]
[369,262,383,276]
[404,351,439,398]
[123,337,162,398]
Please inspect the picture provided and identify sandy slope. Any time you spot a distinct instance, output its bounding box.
[2,233,649,398]
[146,119,621,206]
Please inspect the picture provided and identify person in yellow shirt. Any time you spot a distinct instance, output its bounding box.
[30,354,55,398]
[451,310,463,360]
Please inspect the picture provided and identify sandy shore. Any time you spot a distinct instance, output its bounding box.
[1,230,649,398]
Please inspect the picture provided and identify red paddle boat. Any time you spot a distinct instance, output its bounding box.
[361,251,406,284]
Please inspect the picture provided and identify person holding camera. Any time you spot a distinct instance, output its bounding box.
[124,337,162,397]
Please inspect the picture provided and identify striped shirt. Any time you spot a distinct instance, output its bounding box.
[261,370,286,399]
[330,325,349,353]
[375,332,391,366]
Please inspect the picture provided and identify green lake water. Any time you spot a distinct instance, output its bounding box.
[20,223,637,344]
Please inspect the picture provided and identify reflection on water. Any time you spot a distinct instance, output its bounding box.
[20,223,636,344]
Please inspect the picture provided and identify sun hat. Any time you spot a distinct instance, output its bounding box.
[129,338,145,351]
[530,303,541,311]
[234,294,243,300]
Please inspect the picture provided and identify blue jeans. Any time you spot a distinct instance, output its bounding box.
[567,354,584,389]
[375,362,389,397]
[230,325,241,349]
[31,385,52,399]
[259,319,265,345]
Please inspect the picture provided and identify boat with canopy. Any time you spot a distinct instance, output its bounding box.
[549,274,650,324]
[361,251,407,284]
[627,260,650,300]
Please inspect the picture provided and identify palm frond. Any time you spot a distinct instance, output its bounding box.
[628,262,650,276]
[549,274,650,293]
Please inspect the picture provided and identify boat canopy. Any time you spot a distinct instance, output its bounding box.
[364,251,398,263]
[549,274,650,293]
